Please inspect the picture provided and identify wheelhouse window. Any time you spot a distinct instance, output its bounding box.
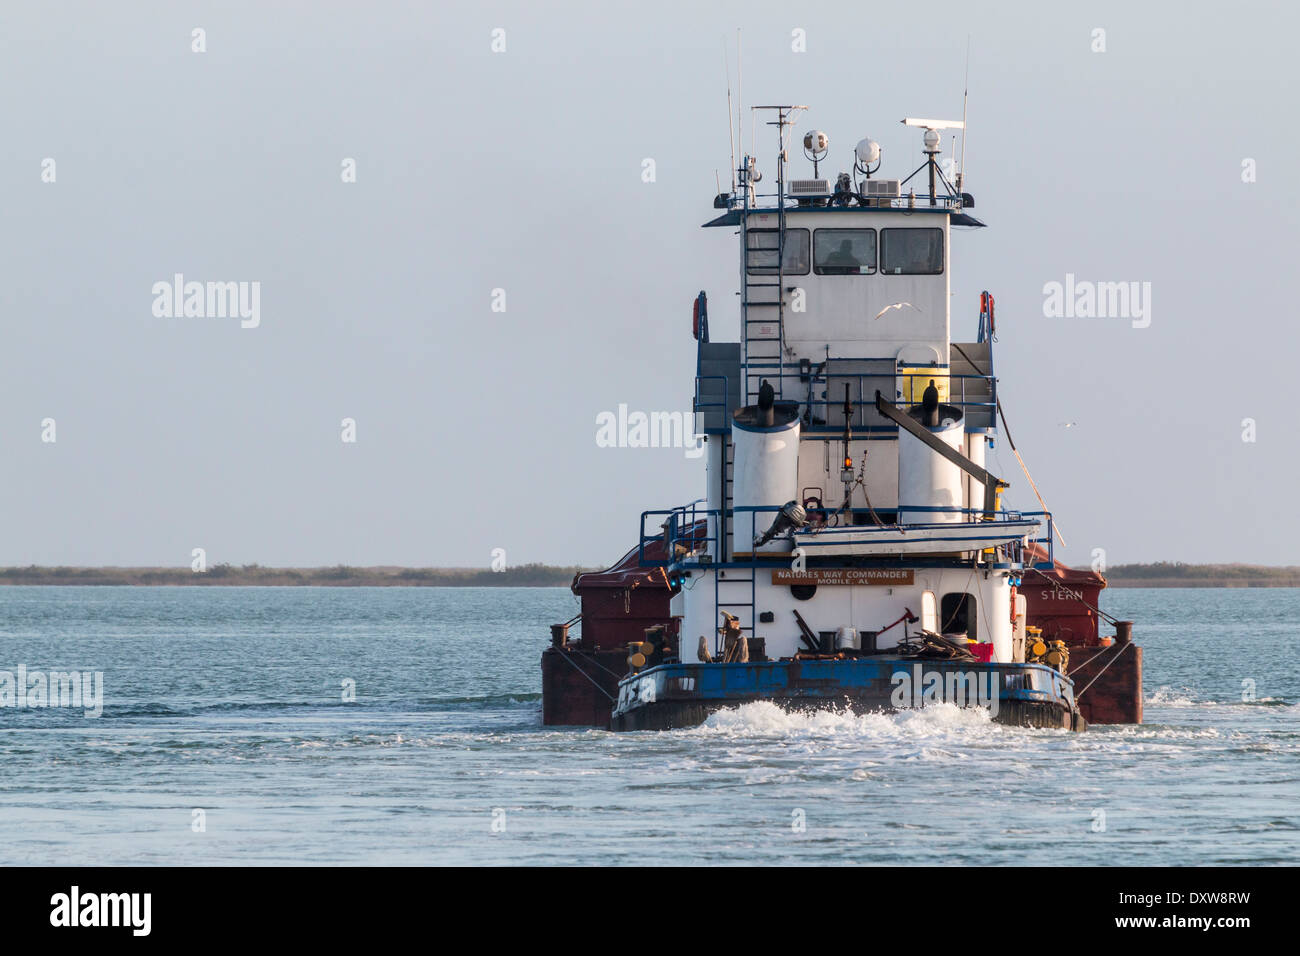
[880,228,944,275]
[814,228,877,275]
[745,228,810,275]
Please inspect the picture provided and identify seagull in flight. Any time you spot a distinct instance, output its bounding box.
[874,302,919,320]
[1058,421,1078,428]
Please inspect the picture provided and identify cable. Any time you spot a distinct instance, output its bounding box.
[553,649,617,701]
[941,566,980,634]
[1028,578,1119,627]
[1074,642,1132,701]
[553,646,621,694]
[996,398,1066,547]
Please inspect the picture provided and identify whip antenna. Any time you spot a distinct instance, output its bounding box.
[959,35,970,190]
[737,29,746,159]
[724,39,736,191]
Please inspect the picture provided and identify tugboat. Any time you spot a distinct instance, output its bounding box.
[543,106,1142,732]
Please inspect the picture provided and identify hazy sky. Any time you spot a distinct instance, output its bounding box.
[1,1,1296,568]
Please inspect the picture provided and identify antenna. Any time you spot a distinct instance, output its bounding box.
[959,35,970,192]
[751,105,808,208]
[736,29,744,163]
[724,39,736,191]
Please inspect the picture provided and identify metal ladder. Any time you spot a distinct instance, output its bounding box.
[719,432,734,565]
[713,565,756,658]
[718,106,803,658]
[713,437,756,656]
[739,106,801,410]
[740,156,787,408]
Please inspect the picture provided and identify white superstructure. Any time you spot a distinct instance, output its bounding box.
[652,109,1053,666]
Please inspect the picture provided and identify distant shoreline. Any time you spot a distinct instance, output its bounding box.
[1101,562,1300,588]
[0,564,592,588]
[1,563,1299,588]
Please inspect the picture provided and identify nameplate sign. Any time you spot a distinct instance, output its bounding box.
[772,569,914,586]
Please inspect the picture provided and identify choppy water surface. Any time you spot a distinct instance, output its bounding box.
[0,586,1295,865]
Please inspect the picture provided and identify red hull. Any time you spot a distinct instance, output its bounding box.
[541,538,679,727]
[1021,544,1142,723]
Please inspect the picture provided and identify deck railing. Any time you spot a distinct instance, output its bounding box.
[638,501,1053,570]
[691,374,731,435]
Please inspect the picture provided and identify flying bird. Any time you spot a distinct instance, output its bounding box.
[1058,421,1078,428]
[874,302,919,320]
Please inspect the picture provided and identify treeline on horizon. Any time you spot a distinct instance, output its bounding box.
[0,563,593,587]
[1,561,1298,587]
[1103,562,1300,588]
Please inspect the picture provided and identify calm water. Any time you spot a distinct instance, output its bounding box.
[0,586,1295,865]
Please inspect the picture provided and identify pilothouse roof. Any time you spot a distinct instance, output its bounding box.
[707,114,983,227]
[702,206,985,228]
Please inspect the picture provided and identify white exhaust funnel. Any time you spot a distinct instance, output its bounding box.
[898,404,965,524]
[730,402,800,554]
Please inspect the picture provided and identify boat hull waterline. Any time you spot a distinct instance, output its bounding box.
[610,658,1085,732]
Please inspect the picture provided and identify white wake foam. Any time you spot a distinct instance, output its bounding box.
[1147,685,1295,709]
[690,700,1002,741]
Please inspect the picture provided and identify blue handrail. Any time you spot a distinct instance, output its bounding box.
[692,374,730,435]
[639,501,1052,569]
